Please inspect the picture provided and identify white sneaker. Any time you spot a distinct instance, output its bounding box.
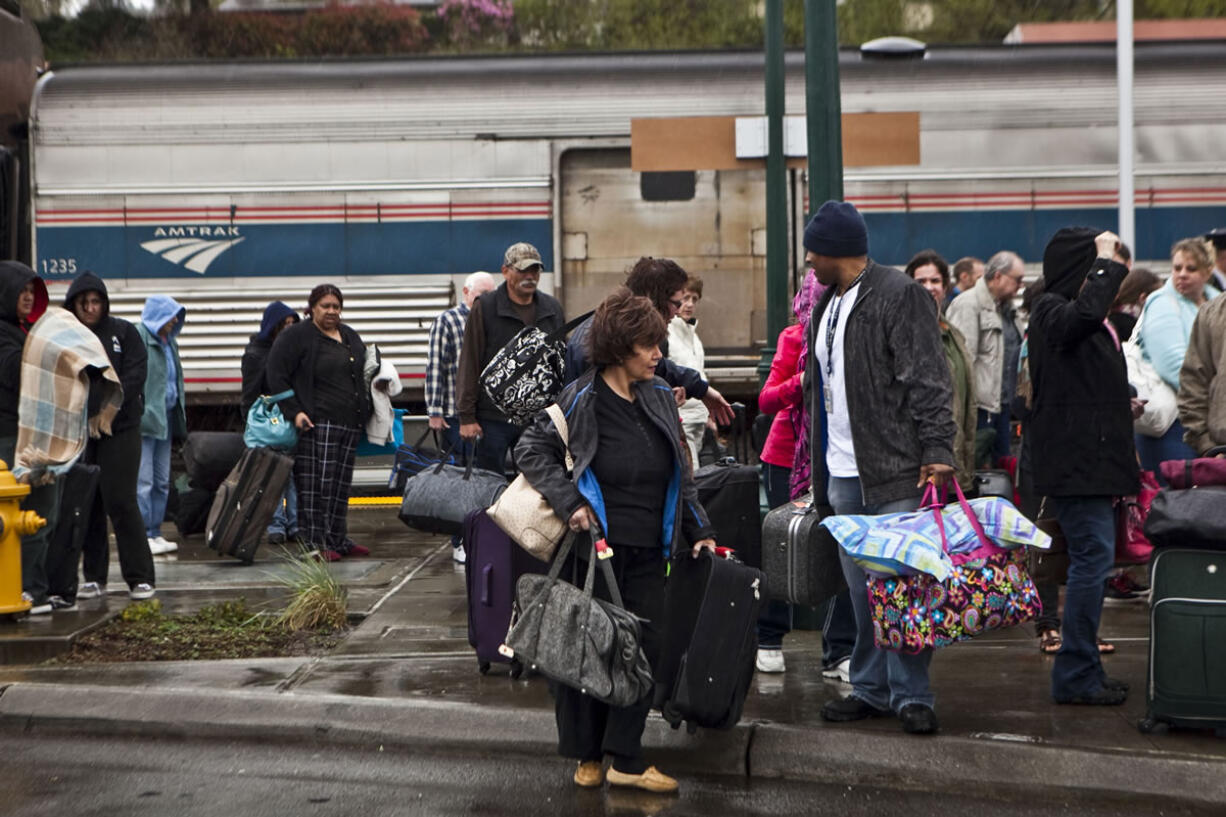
[452,545,466,564]
[77,581,106,599]
[22,592,52,616]
[154,536,178,554]
[755,648,786,674]
[129,583,156,600]
[821,656,852,683]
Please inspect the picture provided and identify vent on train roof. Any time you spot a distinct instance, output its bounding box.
[860,37,928,60]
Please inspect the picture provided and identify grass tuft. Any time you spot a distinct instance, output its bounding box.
[274,546,349,632]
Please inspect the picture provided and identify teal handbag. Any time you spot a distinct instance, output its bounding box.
[244,389,298,450]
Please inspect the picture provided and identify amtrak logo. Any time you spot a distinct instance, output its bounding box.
[141,226,245,274]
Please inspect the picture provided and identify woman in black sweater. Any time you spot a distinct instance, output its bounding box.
[516,288,716,795]
[266,285,371,560]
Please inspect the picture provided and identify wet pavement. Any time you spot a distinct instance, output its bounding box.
[0,504,1223,806]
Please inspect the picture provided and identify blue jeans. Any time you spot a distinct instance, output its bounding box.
[758,463,793,647]
[1049,496,1115,700]
[977,408,1012,466]
[268,479,298,537]
[474,417,522,478]
[442,417,475,548]
[138,435,173,539]
[1135,418,1196,484]
[827,475,933,712]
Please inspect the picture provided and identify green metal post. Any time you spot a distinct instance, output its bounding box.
[805,0,844,211]
[759,0,788,386]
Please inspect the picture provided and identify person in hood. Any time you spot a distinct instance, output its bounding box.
[0,261,54,614]
[136,295,188,565]
[48,273,155,605]
[241,300,300,545]
[1027,227,1139,706]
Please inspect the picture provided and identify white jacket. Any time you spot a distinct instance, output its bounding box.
[668,316,709,426]
[365,354,403,445]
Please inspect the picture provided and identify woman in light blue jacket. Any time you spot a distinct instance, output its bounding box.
[1136,238,1218,472]
[136,295,187,560]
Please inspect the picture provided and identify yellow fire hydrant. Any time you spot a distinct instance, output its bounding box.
[0,459,46,615]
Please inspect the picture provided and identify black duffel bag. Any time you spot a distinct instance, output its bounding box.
[1143,485,1226,548]
[183,431,247,493]
[398,450,507,536]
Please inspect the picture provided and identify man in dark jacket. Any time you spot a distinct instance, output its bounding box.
[0,261,54,614]
[456,242,565,475]
[804,201,956,735]
[1028,227,1137,706]
[59,272,154,603]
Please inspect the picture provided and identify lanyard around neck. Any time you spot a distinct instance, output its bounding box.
[824,267,868,377]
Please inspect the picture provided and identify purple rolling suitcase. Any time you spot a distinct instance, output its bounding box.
[463,508,547,677]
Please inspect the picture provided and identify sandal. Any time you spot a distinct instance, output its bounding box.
[1039,630,1061,654]
[1097,638,1116,654]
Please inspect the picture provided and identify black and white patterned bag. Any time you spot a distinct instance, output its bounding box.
[479,311,592,425]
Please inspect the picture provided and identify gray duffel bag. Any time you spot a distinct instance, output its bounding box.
[398,453,507,536]
[761,494,848,607]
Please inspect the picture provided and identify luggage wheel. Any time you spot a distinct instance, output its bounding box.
[478,660,491,675]
[1137,715,1160,734]
[509,658,524,680]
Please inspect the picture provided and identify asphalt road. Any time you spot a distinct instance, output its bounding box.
[0,733,1216,817]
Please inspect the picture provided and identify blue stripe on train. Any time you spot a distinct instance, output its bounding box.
[865,206,1226,265]
[34,219,553,281]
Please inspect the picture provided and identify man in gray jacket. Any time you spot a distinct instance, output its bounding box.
[804,200,956,735]
[946,251,1025,466]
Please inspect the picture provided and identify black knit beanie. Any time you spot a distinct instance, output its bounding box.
[803,200,869,258]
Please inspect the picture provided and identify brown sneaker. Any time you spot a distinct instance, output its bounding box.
[573,761,604,788]
[606,766,679,794]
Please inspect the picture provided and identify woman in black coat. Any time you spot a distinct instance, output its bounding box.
[1027,228,1140,706]
[266,285,371,560]
[515,288,716,795]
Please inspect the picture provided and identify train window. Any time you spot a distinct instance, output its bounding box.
[640,171,696,202]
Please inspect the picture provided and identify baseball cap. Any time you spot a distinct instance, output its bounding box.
[503,242,543,271]
[1205,227,1226,251]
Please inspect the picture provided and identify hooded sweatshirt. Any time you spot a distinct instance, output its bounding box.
[0,261,49,438]
[240,301,299,415]
[62,272,148,433]
[136,295,187,440]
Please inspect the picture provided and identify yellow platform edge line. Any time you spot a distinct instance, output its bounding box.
[349,496,401,506]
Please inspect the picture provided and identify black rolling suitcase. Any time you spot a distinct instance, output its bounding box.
[1139,548,1226,735]
[183,431,247,493]
[45,462,102,601]
[760,495,848,606]
[655,549,764,732]
[694,459,762,567]
[205,447,294,563]
[463,509,547,676]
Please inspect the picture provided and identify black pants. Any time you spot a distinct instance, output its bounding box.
[555,544,664,767]
[80,426,155,590]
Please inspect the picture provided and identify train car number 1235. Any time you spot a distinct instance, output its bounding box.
[41,258,79,276]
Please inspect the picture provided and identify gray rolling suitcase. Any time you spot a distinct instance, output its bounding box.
[1139,548,1226,735]
[205,447,294,564]
[761,495,847,607]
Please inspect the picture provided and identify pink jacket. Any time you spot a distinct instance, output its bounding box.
[759,324,804,468]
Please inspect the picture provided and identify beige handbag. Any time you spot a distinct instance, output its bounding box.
[488,404,573,561]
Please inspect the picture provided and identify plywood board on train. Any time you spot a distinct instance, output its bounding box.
[631,113,919,172]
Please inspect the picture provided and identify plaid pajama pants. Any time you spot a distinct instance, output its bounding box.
[294,422,360,553]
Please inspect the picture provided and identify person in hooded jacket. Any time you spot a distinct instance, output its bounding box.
[0,261,56,614]
[136,295,187,563]
[1027,227,1139,706]
[241,301,300,544]
[54,272,155,604]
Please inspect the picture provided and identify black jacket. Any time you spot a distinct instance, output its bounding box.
[515,368,716,558]
[805,260,956,507]
[62,272,147,433]
[1028,243,1138,497]
[0,261,48,439]
[265,319,371,428]
[240,301,300,416]
[563,315,710,399]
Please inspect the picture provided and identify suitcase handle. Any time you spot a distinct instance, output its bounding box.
[481,564,492,607]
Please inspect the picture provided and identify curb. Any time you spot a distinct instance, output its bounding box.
[0,682,1223,806]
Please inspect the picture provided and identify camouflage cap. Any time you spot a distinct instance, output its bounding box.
[503,242,544,271]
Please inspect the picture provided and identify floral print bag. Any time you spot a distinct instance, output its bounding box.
[867,481,1042,654]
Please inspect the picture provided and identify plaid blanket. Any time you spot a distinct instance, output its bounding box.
[14,307,122,485]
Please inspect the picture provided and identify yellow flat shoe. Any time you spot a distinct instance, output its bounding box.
[573,760,605,788]
[605,765,678,794]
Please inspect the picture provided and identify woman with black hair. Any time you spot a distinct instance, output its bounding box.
[266,284,371,560]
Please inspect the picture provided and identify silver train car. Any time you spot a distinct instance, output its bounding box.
[23,42,1226,401]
